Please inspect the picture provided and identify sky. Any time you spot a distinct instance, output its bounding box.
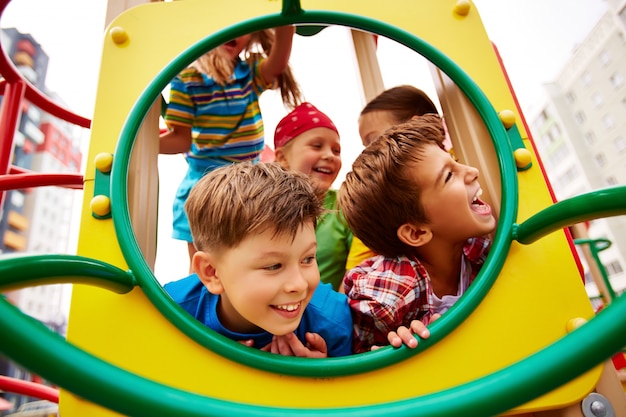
[1,0,609,282]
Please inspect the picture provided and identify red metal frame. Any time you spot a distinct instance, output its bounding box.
[0,375,59,403]
[0,0,89,209]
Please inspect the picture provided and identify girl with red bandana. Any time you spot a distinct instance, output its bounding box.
[273,103,375,291]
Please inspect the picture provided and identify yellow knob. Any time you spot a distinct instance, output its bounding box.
[94,153,113,173]
[110,27,129,45]
[91,195,111,217]
[454,0,471,16]
[566,317,587,333]
[514,148,532,169]
[499,109,516,129]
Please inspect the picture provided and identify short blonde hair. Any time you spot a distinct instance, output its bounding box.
[338,115,445,258]
[186,162,322,252]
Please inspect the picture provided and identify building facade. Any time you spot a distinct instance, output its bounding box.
[1,28,82,413]
[529,0,626,300]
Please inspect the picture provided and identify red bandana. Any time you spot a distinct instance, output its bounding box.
[274,102,338,149]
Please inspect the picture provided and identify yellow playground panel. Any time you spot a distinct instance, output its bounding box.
[33,0,624,415]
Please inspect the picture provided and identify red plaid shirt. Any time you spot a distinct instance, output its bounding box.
[344,237,491,353]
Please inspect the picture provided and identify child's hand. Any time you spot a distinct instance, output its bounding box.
[386,314,441,349]
[236,339,255,348]
[260,332,328,358]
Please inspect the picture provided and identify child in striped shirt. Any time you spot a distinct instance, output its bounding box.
[161,27,302,270]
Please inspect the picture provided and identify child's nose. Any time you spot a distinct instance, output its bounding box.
[322,146,337,160]
[284,268,309,293]
[464,165,479,182]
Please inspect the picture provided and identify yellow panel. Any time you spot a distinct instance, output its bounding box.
[67,0,602,415]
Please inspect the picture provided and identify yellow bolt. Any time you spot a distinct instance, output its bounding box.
[499,109,516,129]
[514,148,532,169]
[94,153,113,173]
[454,0,471,16]
[91,195,111,217]
[566,317,587,333]
[110,27,129,45]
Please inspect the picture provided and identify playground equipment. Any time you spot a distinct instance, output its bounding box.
[1,0,626,416]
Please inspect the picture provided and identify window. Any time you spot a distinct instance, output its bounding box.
[614,136,626,153]
[606,261,623,276]
[548,144,570,166]
[536,109,548,125]
[558,166,580,188]
[549,124,560,140]
[581,71,592,86]
[592,92,604,107]
[565,91,576,104]
[605,176,618,186]
[599,50,611,66]
[594,153,607,167]
[10,191,25,208]
[575,111,586,124]
[610,72,624,88]
[542,131,556,146]
[602,114,615,129]
[584,131,596,146]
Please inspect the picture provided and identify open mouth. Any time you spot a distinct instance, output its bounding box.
[471,189,492,215]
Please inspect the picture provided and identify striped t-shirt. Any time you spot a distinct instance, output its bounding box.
[164,58,274,163]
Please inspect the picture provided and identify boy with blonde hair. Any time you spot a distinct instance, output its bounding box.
[338,115,496,353]
[164,162,352,357]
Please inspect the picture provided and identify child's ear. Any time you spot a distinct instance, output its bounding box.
[274,148,289,169]
[397,222,432,248]
[192,251,224,295]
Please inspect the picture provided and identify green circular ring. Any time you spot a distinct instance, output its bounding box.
[2,8,626,417]
[111,10,517,377]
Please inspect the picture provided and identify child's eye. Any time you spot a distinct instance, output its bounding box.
[264,263,282,271]
[302,256,316,265]
[333,148,341,155]
[444,171,453,183]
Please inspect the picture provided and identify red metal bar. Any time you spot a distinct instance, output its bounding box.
[9,164,27,174]
[0,375,59,403]
[0,79,26,208]
[0,172,84,191]
[0,0,90,128]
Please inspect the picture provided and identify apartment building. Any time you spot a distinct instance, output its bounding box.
[529,0,626,299]
[1,27,82,411]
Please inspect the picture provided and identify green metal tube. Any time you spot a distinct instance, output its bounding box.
[0,254,135,293]
[1,289,626,416]
[513,187,626,245]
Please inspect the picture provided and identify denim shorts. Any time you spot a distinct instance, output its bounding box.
[171,158,229,243]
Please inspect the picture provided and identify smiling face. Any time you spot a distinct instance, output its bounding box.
[408,143,496,243]
[194,224,320,336]
[275,127,342,193]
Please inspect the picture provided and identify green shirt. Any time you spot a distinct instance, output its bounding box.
[316,190,353,291]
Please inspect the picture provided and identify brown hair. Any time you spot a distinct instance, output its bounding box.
[360,85,438,124]
[186,162,322,252]
[194,29,302,109]
[338,115,445,258]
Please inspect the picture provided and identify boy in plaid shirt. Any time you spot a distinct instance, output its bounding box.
[338,115,496,353]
